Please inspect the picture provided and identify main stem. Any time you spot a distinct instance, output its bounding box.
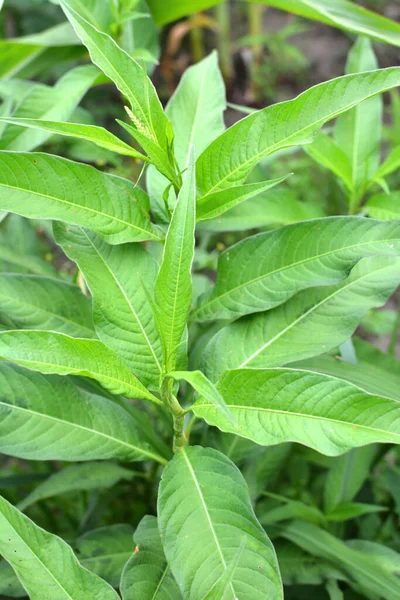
[161,378,187,453]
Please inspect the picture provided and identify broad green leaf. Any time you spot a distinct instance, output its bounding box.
[201,538,246,600]
[292,350,400,402]
[193,368,400,456]
[254,0,400,47]
[366,193,400,221]
[334,38,381,199]
[147,0,224,25]
[54,224,163,388]
[194,217,400,322]
[0,362,165,464]
[196,68,400,197]
[147,51,226,221]
[0,330,160,405]
[304,132,353,191]
[168,370,234,425]
[120,515,182,599]
[0,65,99,152]
[326,502,386,522]
[158,446,283,600]
[0,274,95,338]
[77,524,135,587]
[201,256,400,378]
[0,559,26,598]
[60,0,175,180]
[0,495,120,600]
[198,188,324,232]
[324,446,378,513]
[0,152,162,244]
[0,117,147,160]
[155,152,196,372]
[197,176,289,222]
[277,520,400,600]
[373,146,400,181]
[18,462,134,511]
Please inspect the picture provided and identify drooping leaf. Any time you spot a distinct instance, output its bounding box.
[155,151,196,372]
[193,368,400,456]
[277,520,400,600]
[0,117,147,160]
[77,524,135,587]
[0,362,165,464]
[147,51,226,220]
[0,494,120,600]
[54,224,163,388]
[366,193,400,221]
[201,256,400,378]
[0,330,161,405]
[60,0,175,181]
[0,274,95,338]
[194,217,400,322]
[158,446,283,600]
[120,515,182,599]
[196,68,400,197]
[0,65,99,152]
[18,462,135,511]
[254,0,400,47]
[334,38,382,200]
[0,152,162,243]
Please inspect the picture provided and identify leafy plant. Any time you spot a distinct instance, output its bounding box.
[2,1,400,599]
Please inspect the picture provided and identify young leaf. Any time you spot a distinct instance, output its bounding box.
[0,330,161,405]
[0,117,148,160]
[54,224,163,388]
[304,132,353,191]
[193,368,400,456]
[373,146,400,181]
[147,51,226,220]
[158,446,283,600]
[168,370,235,425]
[194,217,400,322]
[196,68,400,197]
[366,193,400,221]
[202,256,400,378]
[17,462,134,511]
[0,274,95,338]
[60,0,174,176]
[0,152,162,244]
[254,0,400,47]
[0,363,165,464]
[120,515,182,599]
[155,151,196,372]
[277,520,400,600]
[0,494,120,600]
[77,525,135,588]
[334,38,382,200]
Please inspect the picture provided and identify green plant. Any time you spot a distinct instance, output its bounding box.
[2,1,400,599]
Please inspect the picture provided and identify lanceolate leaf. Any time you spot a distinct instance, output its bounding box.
[373,146,400,181]
[120,516,182,600]
[155,151,196,372]
[0,274,96,338]
[254,0,400,48]
[0,152,162,244]
[202,256,400,378]
[0,495,120,600]
[193,369,400,456]
[194,217,400,322]
[366,193,400,220]
[0,117,147,160]
[304,132,353,191]
[158,446,283,600]
[0,363,165,464]
[196,68,400,196]
[54,224,163,388]
[60,0,173,175]
[0,330,160,405]
[147,0,224,25]
[18,462,135,511]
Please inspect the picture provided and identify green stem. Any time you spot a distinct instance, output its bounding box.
[215,2,232,82]
[190,20,205,63]
[247,3,265,100]
[161,378,187,453]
